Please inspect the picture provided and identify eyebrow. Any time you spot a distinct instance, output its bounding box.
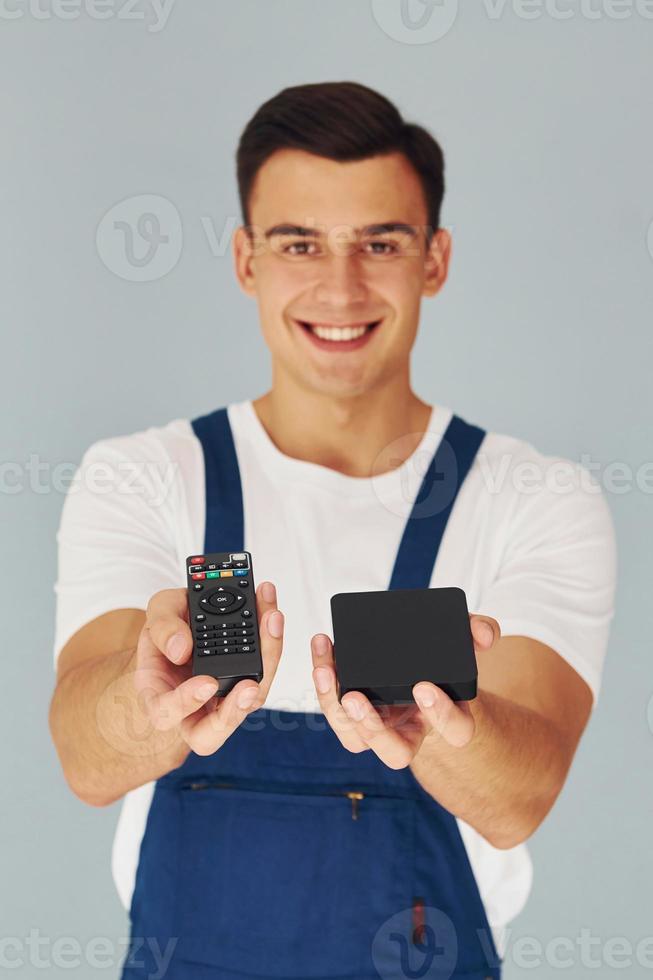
[264,224,320,239]
[362,222,418,237]
[263,222,419,239]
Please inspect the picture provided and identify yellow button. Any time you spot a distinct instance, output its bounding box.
[220,569,234,577]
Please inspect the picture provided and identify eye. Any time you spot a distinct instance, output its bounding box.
[363,240,398,256]
[283,240,320,256]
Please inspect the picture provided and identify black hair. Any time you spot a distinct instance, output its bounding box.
[236,81,445,235]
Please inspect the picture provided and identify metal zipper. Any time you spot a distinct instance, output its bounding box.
[180,779,394,821]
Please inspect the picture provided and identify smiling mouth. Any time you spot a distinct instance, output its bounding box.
[296,320,381,342]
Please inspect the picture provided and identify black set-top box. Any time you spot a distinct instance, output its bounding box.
[330,587,478,706]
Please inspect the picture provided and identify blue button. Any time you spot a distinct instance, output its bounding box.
[234,569,248,576]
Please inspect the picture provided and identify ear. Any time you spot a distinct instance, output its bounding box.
[233,225,260,297]
[422,228,451,298]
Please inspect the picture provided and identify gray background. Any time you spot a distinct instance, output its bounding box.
[2,0,652,976]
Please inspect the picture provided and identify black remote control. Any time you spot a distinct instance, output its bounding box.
[186,551,263,697]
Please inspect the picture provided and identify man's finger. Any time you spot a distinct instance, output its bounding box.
[144,673,221,731]
[470,615,500,653]
[257,608,284,698]
[241,580,284,700]
[256,580,278,619]
[310,634,370,754]
[413,682,475,747]
[181,680,263,755]
[134,625,214,729]
[340,694,416,769]
[145,588,193,665]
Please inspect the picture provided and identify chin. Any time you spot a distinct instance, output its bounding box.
[291,361,371,399]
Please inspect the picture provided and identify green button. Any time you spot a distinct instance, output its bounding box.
[206,571,221,579]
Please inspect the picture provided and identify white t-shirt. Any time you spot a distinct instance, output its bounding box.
[52,400,617,955]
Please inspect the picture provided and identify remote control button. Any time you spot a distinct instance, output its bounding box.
[233,561,247,569]
[193,583,204,591]
[198,649,217,657]
[199,587,247,615]
[207,564,217,570]
[195,614,206,622]
[189,556,205,565]
[240,645,254,654]
[206,593,235,609]
[219,645,239,655]
[230,553,247,561]
[239,581,249,589]
[189,564,206,573]
[220,569,233,577]
[211,589,242,606]
[242,610,252,618]
[234,569,248,577]
[220,561,233,569]
[199,587,241,608]
[206,571,221,579]
[192,572,206,581]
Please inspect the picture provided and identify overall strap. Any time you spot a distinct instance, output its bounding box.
[389,414,486,590]
[191,407,244,553]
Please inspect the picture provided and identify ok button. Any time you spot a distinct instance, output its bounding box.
[200,588,237,611]
[208,591,236,608]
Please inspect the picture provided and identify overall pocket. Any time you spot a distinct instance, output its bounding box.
[175,779,416,978]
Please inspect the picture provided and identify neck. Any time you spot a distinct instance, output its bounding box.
[252,366,434,478]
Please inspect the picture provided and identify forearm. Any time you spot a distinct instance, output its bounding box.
[49,646,189,807]
[409,690,569,848]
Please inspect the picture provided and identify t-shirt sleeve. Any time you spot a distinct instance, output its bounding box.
[52,431,188,667]
[475,454,617,705]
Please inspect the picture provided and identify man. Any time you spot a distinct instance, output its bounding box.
[49,82,616,979]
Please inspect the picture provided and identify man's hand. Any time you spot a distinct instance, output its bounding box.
[135,581,284,758]
[310,615,499,769]
[312,615,594,848]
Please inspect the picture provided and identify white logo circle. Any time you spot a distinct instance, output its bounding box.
[371,0,459,44]
[371,905,458,979]
[96,194,183,282]
[371,429,459,520]
[646,694,653,735]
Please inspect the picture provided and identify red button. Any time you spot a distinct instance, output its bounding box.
[192,572,206,580]
[190,556,205,565]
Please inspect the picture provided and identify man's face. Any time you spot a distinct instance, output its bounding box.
[234,148,450,399]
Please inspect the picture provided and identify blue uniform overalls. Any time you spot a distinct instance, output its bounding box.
[121,407,502,980]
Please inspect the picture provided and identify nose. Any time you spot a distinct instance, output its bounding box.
[312,253,369,310]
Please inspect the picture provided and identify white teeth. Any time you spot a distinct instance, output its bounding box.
[309,324,368,341]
